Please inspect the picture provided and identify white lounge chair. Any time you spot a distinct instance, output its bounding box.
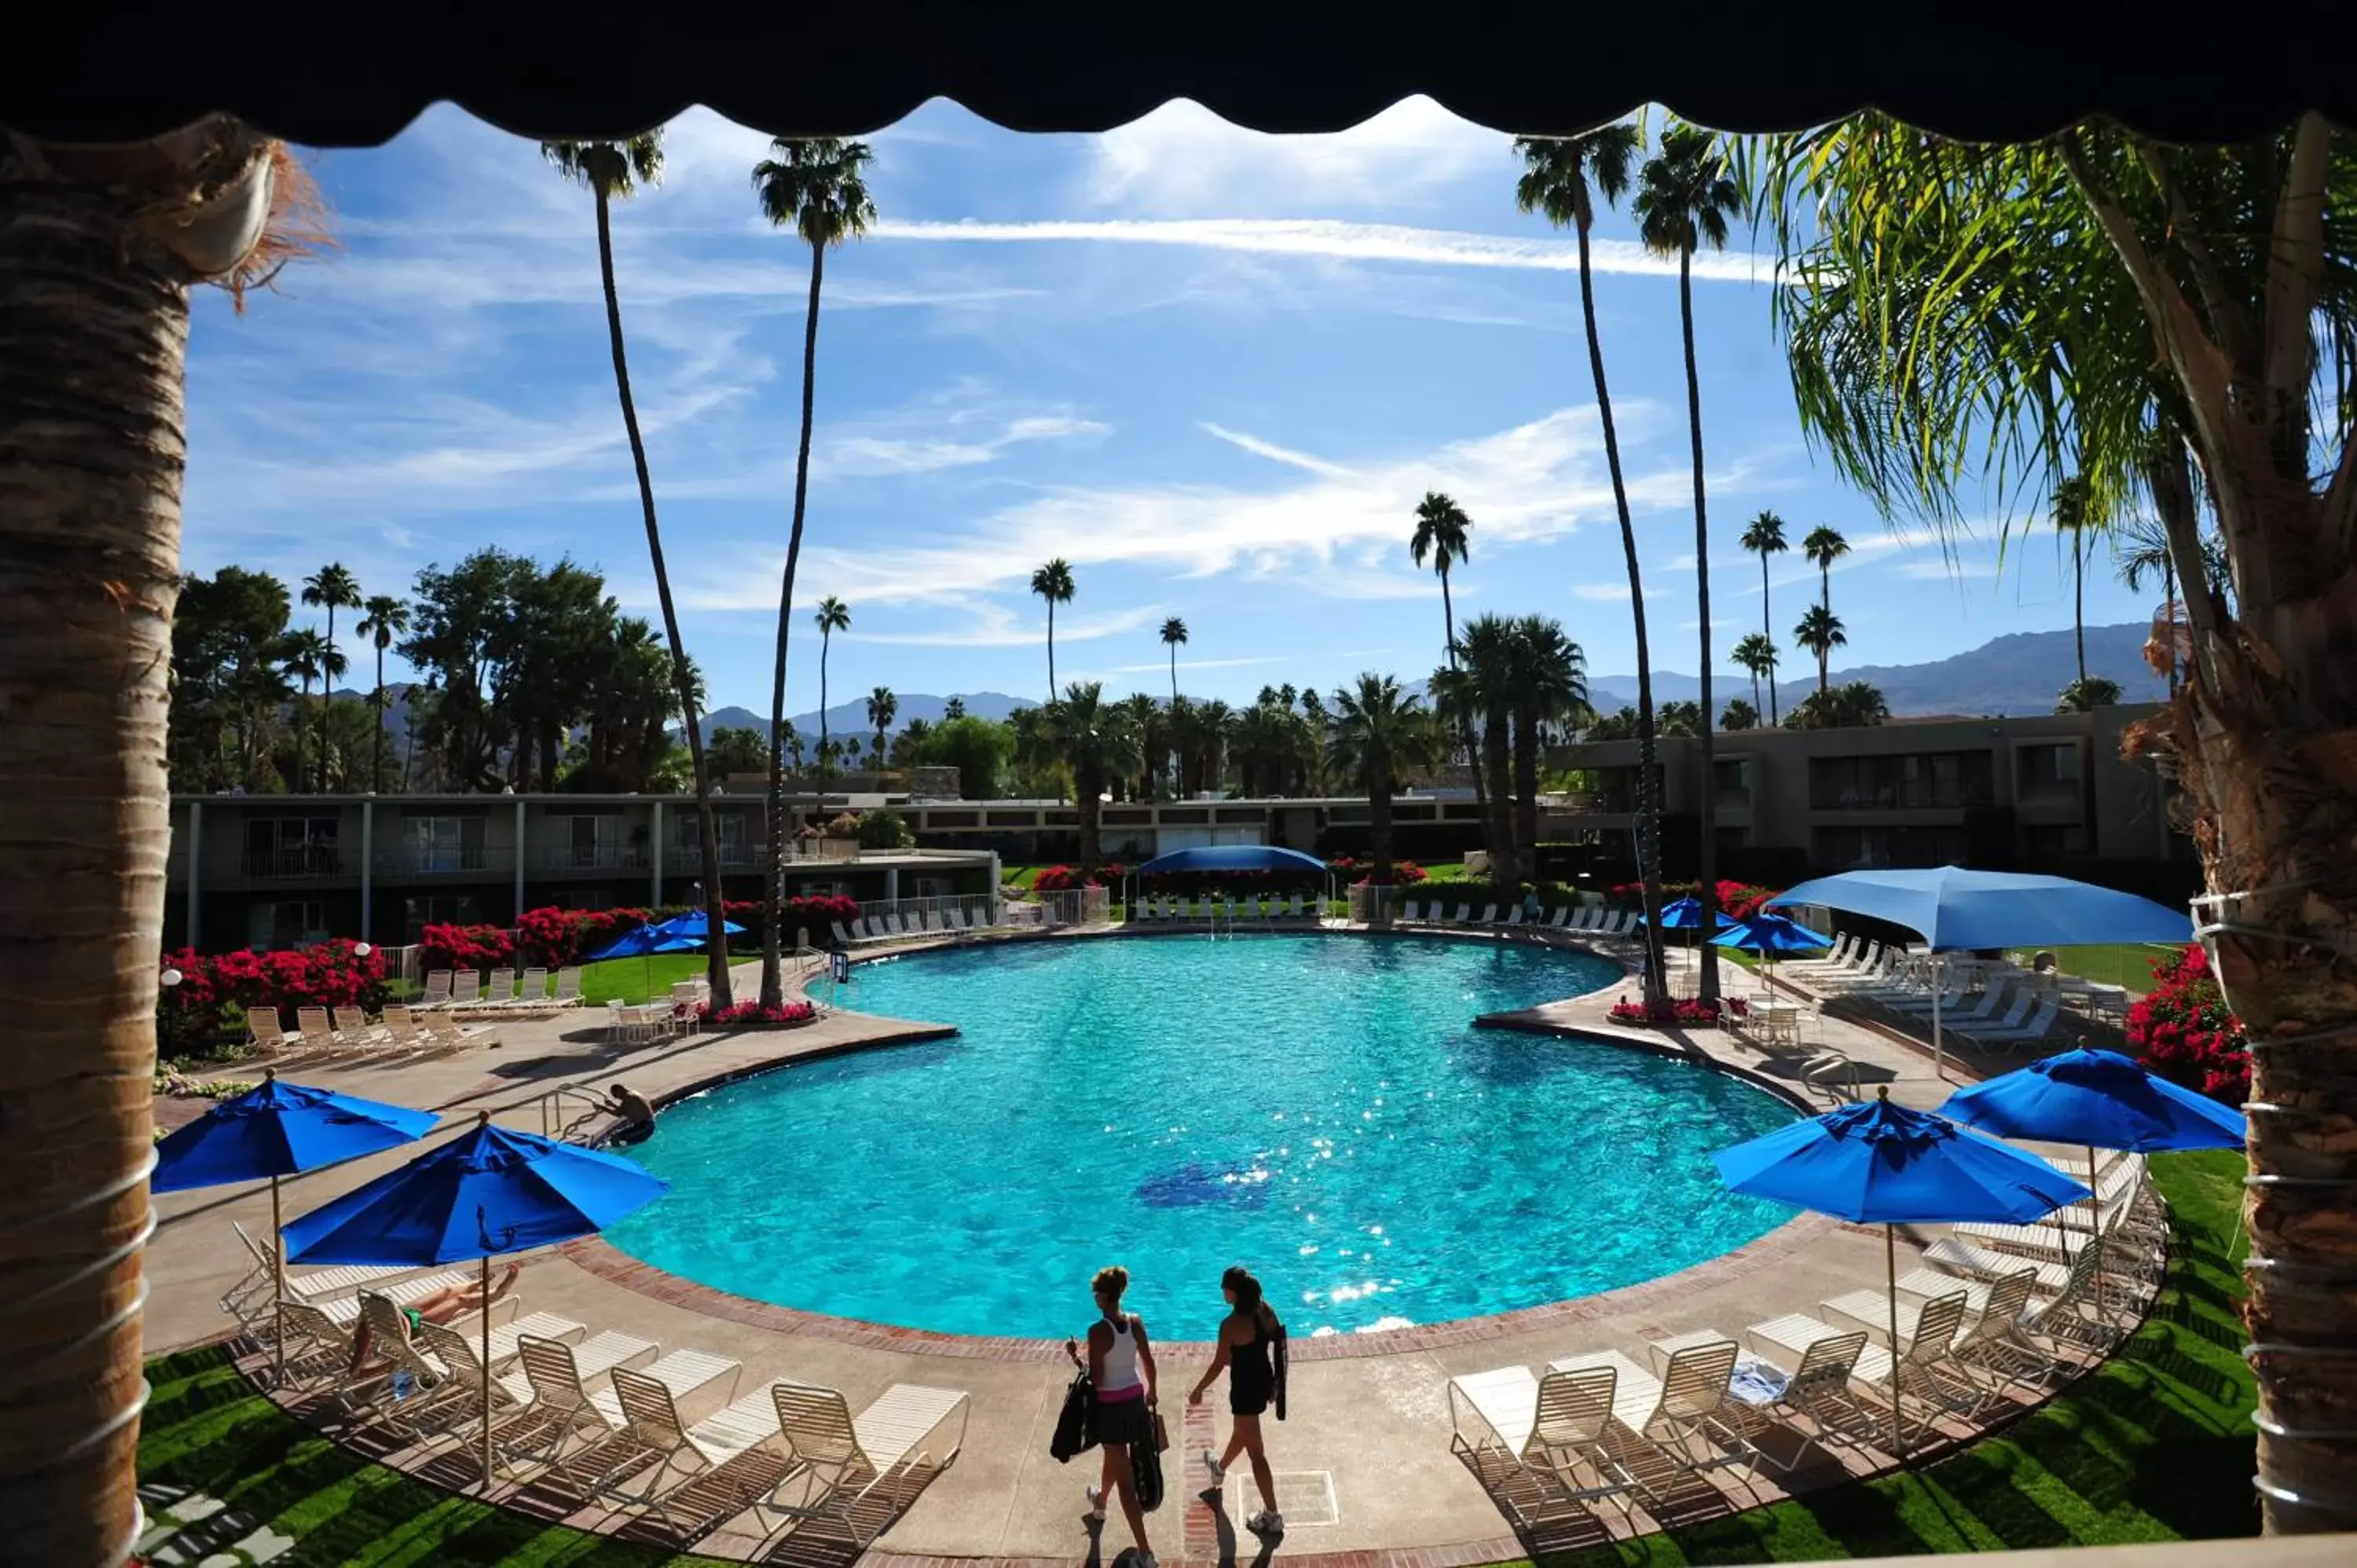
[1964,995,2064,1051]
[753,1379,971,1548]
[420,1009,499,1053]
[561,1371,800,1537]
[504,966,549,1009]
[417,969,455,1010]
[1450,903,1473,926]
[1399,899,1421,925]
[1549,1342,1757,1504]
[449,971,482,1008]
[491,1331,663,1474]
[1446,1363,1634,1525]
[1724,1322,1884,1462]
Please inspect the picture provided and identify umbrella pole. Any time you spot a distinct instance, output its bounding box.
[480,1255,494,1492]
[272,1175,287,1388]
[1886,1222,1907,1463]
[2088,1142,2102,1302]
[1931,954,1946,1082]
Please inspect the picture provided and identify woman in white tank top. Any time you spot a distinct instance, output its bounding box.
[1065,1264,1158,1567]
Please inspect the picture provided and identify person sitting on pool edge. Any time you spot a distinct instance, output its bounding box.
[595,1082,658,1145]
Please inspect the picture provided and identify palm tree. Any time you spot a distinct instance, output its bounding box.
[354,595,409,792]
[943,695,966,721]
[812,595,849,779]
[1159,615,1188,703]
[1043,681,1141,877]
[866,684,896,761]
[1720,696,1761,731]
[1507,617,1589,871]
[2054,474,2096,690]
[545,130,733,1005]
[1030,559,1075,699]
[1113,692,1163,800]
[1738,511,1787,722]
[0,114,316,1563]
[1637,122,1742,1001]
[1794,605,1847,696]
[1730,631,1777,718]
[752,135,875,1004]
[1515,124,1666,1004]
[1802,525,1850,615]
[300,562,360,789]
[1449,614,1520,890]
[1410,492,1489,827]
[1326,674,1437,903]
[279,628,342,789]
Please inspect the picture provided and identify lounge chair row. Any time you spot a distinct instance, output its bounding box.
[269,1281,968,1550]
[833,906,1013,948]
[1134,893,1324,922]
[420,965,585,1014]
[1398,901,1637,940]
[247,1003,499,1064]
[1783,937,2069,1055]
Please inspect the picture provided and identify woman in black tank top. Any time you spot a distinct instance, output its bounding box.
[1186,1265,1287,1537]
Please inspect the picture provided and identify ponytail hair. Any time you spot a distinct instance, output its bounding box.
[1222,1265,1281,1335]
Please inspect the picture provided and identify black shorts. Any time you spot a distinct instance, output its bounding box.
[1231,1380,1272,1418]
[1091,1394,1153,1447]
[607,1119,653,1147]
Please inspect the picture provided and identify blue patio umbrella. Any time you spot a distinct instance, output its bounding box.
[1710,911,1833,987]
[650,909,747,944]
[153,1069,439,1382]
[1644,896,1738,930]
[1765,867,2193,1079]
[585,921,670,962]
[1714,1087,2089,1456]
[286,1112,669,1486]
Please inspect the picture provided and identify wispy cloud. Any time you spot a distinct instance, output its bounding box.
[853,602,1163,648]
[1198,422,1355,477]
[875,218,1773,284]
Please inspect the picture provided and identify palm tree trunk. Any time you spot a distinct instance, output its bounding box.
[317,606,335,793]
[371,647,385,792]
[1480,713,1514,890]
[1047,601,1057,700]
[1371,782,1395,889]
[0,152,209,1564]
[1761,555,1778,724]
[1679,250,1721,1002]
[1169,646,1178,705]
[2162,553,2181,698]
[761,241,826,1006]
[1576,216,1667,1006]
[818,635,830,779]
[1444,570,1490,823]
[2073,529,2088,687]
[592,185,730,1003]
[1077,766,1101,876]
[1512,709,1541,884]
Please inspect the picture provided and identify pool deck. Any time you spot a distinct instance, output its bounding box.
[148,926,2146,1566]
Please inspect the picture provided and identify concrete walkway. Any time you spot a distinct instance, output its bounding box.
[148,930,2143,1566]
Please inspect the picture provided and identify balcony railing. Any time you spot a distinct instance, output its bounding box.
[536,844,653,872]
[378,845,500,876]
[1811,781,1996,811]
[240,846,346,880]
[663,843,764,871]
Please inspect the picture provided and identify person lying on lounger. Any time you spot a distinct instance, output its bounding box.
[348,1261,523,1371]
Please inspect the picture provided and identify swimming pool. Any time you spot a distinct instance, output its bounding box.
[602,934,1800,1340]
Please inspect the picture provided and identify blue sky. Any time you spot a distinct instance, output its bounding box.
[182,99,2158,716]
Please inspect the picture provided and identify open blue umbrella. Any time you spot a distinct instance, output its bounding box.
[153,1069,438,1381]
[1644,896,1738,930]
[286,1112,669,1486]
[1714,1087,2089,1456]
[585,922,670,962]
[651,910,747,944]
[1710,911,1833,987]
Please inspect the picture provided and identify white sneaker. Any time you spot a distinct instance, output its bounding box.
[1083,1485,1105,1522]
[1138,1555,1160,1568]
[1202,1448,1226,1483]
[1248,1509,1285,1534]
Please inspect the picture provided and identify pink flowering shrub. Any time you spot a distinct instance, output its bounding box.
[159,938,387,1056]
[1608,880,1781,919]
[1035,863,1123,892]
[698,999,818,1029]
[2124,944,2249,1105]
[1607,995,1740,1028]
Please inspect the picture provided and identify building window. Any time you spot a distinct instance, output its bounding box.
[548,888,617,911]
[1713,758,1750,808]
[405,893,482,939]
[244,815,341,877]
[1809,752,1994,810]
[407,815,486,871]
[248,900,328,949]
[2017,743,2082,801]
[1813,824,1970,870]
[2024,822,2088,861]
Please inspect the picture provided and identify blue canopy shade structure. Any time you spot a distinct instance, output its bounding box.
[152,1069,438,1382]
[1940,1047,2246,1155]
[1764,866,2192,951]
[286,1113,669,1486]
[1137,844,1326,876]
[651,910,748,943]
[1715,1087,2089,1456]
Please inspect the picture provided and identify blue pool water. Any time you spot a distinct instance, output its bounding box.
[603,935,1800,1340]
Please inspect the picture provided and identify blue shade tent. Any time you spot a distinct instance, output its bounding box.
[152,1070,439,1383]
[1136,844,1325,876]
[1764,867,2192,1078]
[1710,911,1834,987]
[1715,1087,2089,1456]
[286,1113,669,1486]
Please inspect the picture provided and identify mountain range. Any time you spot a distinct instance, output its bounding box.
[695,691,1037,742]
[1585,621,2165,719]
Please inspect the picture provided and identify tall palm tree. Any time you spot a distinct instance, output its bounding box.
[1449,614,1520,890]
[1159,615,1188,703]
[1794,604,1848,695]
[354,594,409,792]
[2053,474,2095,689]
[1326,673,1437,902]
[0,114,315,1562]
[812,595,850,780]
[1738,511,1787,723]
[1637,123,1742,1001]
[1030,558,1075,699]
[544,130,732,1004]
[300,562,360,789]
[752,136,874,1004]
[1730,631,1777,718]
[1043,681,1141,877]
[1507,617,1589,870]
[279,628,342,788]
[1802,525,1850,615]
[1515,124,1666,1003]
[1410,492,1488,826]
[866,685,896,762]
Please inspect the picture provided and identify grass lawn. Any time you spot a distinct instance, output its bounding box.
[137,1345,729,1566]
[577,954,709,1008]
[1497,1149,2255,1565]
[2007,943,2182,998]
[137,1155,2253,1566]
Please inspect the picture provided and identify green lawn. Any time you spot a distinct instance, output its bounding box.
[577,954,709,1008]
[1497,1149,2256,1565]
[2007,944,2182,998]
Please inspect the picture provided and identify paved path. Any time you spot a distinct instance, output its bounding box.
[148,930,2132,1566]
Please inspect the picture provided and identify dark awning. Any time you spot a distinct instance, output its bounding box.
[7,3,2353,148]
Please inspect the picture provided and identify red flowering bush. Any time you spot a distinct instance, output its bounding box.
[698,999,818,1029]
[420,922,514,975]
[159,939,387,1057]
[1607,994,1739,1028]
[513,897,864,965]
[1035,864,1120,892]
[2124,944,2249,1105]
[1606,879,1780,918]
[1330,857,1428,886]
